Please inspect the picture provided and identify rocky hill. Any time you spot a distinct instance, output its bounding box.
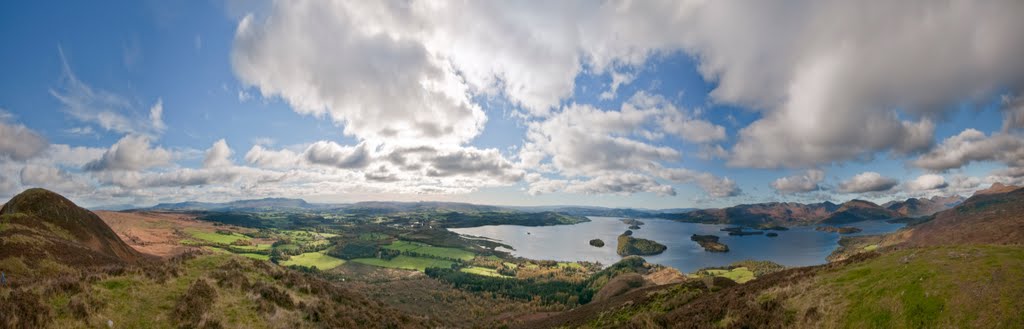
[883,195,964,218]
[0,188,140,271]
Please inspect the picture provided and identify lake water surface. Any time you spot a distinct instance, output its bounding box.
[450,217,904,273]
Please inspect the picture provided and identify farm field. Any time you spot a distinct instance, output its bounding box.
[280,251,346,270]
[187,229,250,244]
[382,240,475,261]
[352,255,455,271]
[460,266,511,278]
[703,267,755,283]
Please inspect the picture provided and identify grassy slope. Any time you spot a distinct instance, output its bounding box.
[802,245,1024,329]
[531,245,1024,328]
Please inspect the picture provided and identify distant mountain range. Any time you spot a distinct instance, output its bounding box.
[137,195,964,227]
[140,198,696,217]
[666,196,963,227]
[882,195,965,218]
[145,197,335,212]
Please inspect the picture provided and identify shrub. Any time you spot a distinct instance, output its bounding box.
[174,279,218,329]
[0,289,51,329]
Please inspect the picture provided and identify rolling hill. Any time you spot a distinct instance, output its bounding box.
[0,189,432,328]
[0,188,140,272]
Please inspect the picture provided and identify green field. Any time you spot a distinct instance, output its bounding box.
[187,229,250,244]
[352,255,455,271]
[359,232,390,241]
[205,247,270,261]
[460,266,512,278]
[557,262,583,269]
[816,245,1024,328]
[704,267,755,283]
[280,251,346,270]
[231,244,272,251]
[382,240,475,261]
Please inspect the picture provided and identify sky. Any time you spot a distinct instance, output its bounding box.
[2,0,1024,209]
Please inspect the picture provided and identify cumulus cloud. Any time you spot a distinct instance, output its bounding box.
[83,135,172,171]
[771,169,824,194]
[0,116,48,161]
[684,1,1024,168]
[303,141,371,169]
[19,164,91,194]
[913,129,1024,171]
[233,1,1024,170]
[836,172,899,193]
[421,147,523,182]
[563,173,675,197]
[654,167,741,198]
[203,139,233,168]
[906,174,948,191]
[232,1,485,144]
[244,145,300,169]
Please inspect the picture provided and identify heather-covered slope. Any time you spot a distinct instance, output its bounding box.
[0,188,140,272]
[903,183,1024,247]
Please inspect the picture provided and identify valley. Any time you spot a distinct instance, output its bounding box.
[1,185,1023,328]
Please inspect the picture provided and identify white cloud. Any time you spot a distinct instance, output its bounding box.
[771,169,824,194]
[244,145,300,169]
[149,99,166,133]
[203,139,234,168]
[599,70,637,101]
[913,129,1024,171]
[51,47,167,136]
[0,117,48,161]
[563,173,676,197]
[654,167,740,198]
[231,1,1024,170]
[906,174,948,191]
[19,164,92,194]
[232,2,486,145]
[83,135,172,171]
[303,141,372,169]
[836,172,899,193]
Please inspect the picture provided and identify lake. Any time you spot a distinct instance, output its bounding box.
[450,217,905,273]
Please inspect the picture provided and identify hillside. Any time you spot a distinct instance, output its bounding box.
[0,188,140,272]
[0,189,432,328]
[902,183,1024,247]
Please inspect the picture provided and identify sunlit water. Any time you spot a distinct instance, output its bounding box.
[449,216,905,273]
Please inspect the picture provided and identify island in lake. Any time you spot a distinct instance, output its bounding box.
[721,227,765,236]
[617,234,667,256]
[589,238,605,247]
[690,234,729,252]
[622,218,644,230]
[816,225,863,234]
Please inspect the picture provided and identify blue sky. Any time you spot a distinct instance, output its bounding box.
[1,1,1023,209]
